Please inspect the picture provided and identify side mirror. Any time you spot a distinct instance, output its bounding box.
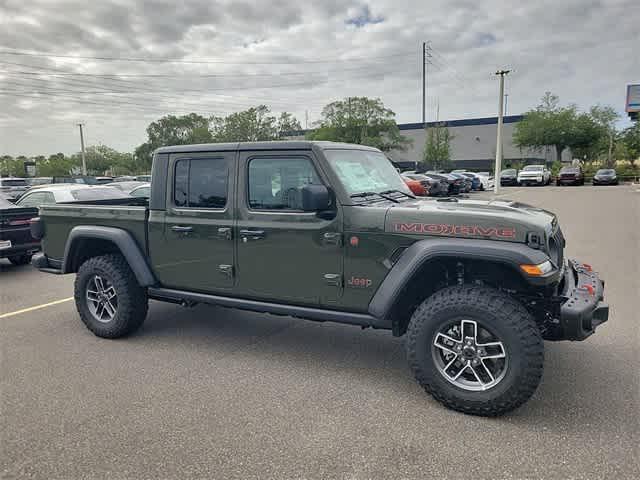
[299,184,331,212]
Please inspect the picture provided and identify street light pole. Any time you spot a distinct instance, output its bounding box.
[494,70,510,194]
[78,123,87,175]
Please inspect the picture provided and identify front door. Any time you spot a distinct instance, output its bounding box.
[151,151,236,293]
[235,150,343,306]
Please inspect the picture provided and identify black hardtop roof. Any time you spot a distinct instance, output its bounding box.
[154,141,381,155]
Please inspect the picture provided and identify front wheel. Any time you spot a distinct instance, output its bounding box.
[406,285,544,416]
[74,254,148,338]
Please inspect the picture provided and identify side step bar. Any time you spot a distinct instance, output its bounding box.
[147,287,388,329]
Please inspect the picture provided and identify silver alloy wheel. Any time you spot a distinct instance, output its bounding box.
[432,319,508,391]
[86,274,118,323]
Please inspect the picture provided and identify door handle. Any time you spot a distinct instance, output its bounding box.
[171,225,193,233]
[217,227,232,240]
[239,229,265,240]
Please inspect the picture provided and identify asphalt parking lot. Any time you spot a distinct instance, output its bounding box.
[1,184,639,479]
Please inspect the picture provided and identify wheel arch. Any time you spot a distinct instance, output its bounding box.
[368,238,552,336]
[62,226,156,287]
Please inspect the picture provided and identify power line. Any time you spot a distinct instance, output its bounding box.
[0,48,416,65]
[3,59,414,78]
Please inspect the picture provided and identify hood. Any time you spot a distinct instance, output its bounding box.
[384,197,556,243]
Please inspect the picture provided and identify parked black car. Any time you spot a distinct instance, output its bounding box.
[425,172,462,195]
[557,166,584,186]
[0,193,40,265]
[592,169,618,185]
[500,169,519,186]
[403,173,449,196]
[448,172,473,192]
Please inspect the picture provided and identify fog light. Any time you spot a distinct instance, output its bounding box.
[520,260,554,276]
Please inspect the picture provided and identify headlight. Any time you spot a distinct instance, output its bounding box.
[519,260,554,276]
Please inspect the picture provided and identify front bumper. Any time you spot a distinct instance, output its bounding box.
[593,178,617,185]
[557,177,581,185]
[557,259,608,340]
[519,177,544,185]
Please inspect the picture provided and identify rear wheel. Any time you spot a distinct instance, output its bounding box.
[8,254,32,265]
[406,285,544,416]
[74,254,148,338]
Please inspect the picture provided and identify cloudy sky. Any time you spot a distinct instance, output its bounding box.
[0,0,637,156]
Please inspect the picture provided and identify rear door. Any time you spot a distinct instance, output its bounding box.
[150,151,236,293]
[235,149,343,306]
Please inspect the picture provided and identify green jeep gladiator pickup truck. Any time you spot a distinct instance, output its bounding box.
[31,141,608,416]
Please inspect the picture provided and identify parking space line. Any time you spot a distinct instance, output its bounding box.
[0,297,74,319]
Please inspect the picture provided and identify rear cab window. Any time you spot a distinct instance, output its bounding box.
[174,157,230,209]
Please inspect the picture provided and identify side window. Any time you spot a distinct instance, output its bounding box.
[42,192,56,204]
[248,157,321,210]
[173,158,229,209]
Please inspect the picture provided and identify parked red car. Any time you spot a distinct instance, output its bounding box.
[557,166,584,186]
[402,177,428,196]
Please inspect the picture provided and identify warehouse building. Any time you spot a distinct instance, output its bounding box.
[387,115,571,170]
[289,114,571,171]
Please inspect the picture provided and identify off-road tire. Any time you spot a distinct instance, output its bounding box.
[8,254,32,265]
[406,285,544,416]
[74,254,148,338]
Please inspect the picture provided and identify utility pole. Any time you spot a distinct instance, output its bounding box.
[77,123,87,175]
[504,93,509,115]
[493,70,510,194]
[422,42,426,124]
[422,41,431,124]
[305,110,309,130]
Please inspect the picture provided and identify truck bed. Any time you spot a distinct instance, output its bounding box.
[38,203,148,261]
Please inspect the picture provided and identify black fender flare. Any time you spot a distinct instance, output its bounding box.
[368,237,555,321]
[62,225,157,286]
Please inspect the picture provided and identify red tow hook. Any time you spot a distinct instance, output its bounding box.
[580,284,595,296]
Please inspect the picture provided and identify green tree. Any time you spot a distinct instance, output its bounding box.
[619,122,640,168]
[211,105,277,142]
[135,113,213,168]
[71,145,134,175]
[589,105,619,166]
[1,155,13,176]
[276,111,302,138]
[422,123,454,170]
[1,155,29,177]
[514,92,601,163]
[37,153,76,176]
[306,96,410,152]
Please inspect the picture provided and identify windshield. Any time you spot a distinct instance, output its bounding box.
[523,165,543,171]
[502,169,516,175]
[596,169,615,175]
[324,149,412,196]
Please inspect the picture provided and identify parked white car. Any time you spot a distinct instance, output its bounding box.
[451,170,495,191]
[517,165,551,186]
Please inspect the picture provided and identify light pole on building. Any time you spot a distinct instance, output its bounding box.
[494,70,510,194]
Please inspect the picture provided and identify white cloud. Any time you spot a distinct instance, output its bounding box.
[0,0,637,156]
